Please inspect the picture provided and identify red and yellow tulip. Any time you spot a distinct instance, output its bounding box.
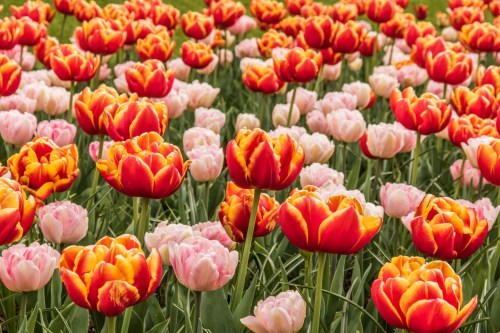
[11,0,54,24]
[125,60,175,98]
[477,138,500,186]
[425,50,473,85]
[459,22,500,53]
[404,21,437,47]
[250,0,286,25]
[0,55,22,97]
[302,15,337,50]
[366,0,397,24]
[136,30,176,63]
[242,63,285,94]
[74,17,125,55]
[151,4,180,30]
[180,41,214,69]
[0,17,21,50]
[448,114,499,147]
[50,44,100,82]
[181,11,214,40]
[257,29,293,58]
[210,0,246,28]
[273,47,322,83]
[451,84,498,119]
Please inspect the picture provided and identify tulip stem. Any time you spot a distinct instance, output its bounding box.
[67,80,75,123]
[410,132,421,186]
[86,135,104,230]
[59,14,67,42]
[258,94,266,130]
[19,46,24,68]
[312,252,326,333]
[442,83,448,100]
[388,38,395,65]
[372,158,382,203]
[120,307,132,333]
[314,65,323,92]
[204,182,211,219]
[232,188,262,309]
[137,197,151,244]
[18,292,27,330]
[107,316,116,333]
[193,291,202,333]
[286,86,298,128]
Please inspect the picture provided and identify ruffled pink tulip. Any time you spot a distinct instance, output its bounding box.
[145,222,194,266]
[397,63,428,87]
[379,183,426,219]
[268,126,306,142]
[89,140,114,162]
[450,159,484,189]
[317,92,357,114]
[363,122,406,159]
[167,58,191,82]
[369,73,399,99]
[187,145,224,182]
[299,133,335,165]
[272,103,300,127]
[38,201,88,244]
[327,109,366,143]
[228,15,257,36]
[235,38,260,58]
[342,82,373,109]
[153,90,189,119]
[394,122,419,153]
[0,95,36,114]
[0,110,37,146]
[300,163,344,188]
[235,113,260,131]
[183,127,221,153]
[179,80,220,109]
[36,119,77,147]
[321,63,341,81]
[19,70,52,88]
[306,110,329,134]
[192,221,236,250]
[286,88,317,115]
[113,73,130,94]
[21,83,69,115]
[194,107,226,133]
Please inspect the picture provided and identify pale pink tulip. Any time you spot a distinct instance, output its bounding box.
[145,222,194,266]
[373,65,398,78]
[235,113,260,131]
[187,145,224,182]
[167,58,191,82]
[286,88,317,115]
[393,122,418,153]
[89,140,114,162]
[0,95,36,114]
[369,73,399,98]
[401,212,414,230]
[194,107,226,133]
[306,110,329,134]
[397,64,428,87]
[317,92,357,114]
[426,80,452,101]
[113,73,130,94]
[235,38,260,58]
[450,159,484,189]
[241,290,306,333]
[99,63,111,81]
[461,136,494,168]
[442,26,458,42]
[268,126,306,142]
[327,109,366,143]
[395,39,412,54]
[169,236,238,291]
[348,57,363,71]
[183,127,221,152]
[218,49,233,66]
[114,61,136,77]
[300,163,344,188]
[272,103,300,127]
[379,183,426,219]
[192,221,236,250]
[321,63,341,81]
[162,90,189,119]
[36,119,77,147]
[299,133,335,165]
[19,69,52,88]
[0,110,37,146]
[228,15,257,35]
[21,83,69,115]
[179,80,220,109]
[0,243,60,292]
[342,81,373,109]
[38,201,88,244]
[365,122,405,159]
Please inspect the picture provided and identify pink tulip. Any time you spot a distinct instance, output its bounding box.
[194,107,226,133]
[299,133,335,165]
[327,109,366,143]
[0,243,60,292]
[317,92,357,114]
[114,61,136,77]
[272,103,300,127]
[457,198,499,231]
[268,126,306,142]
[183,127,221,153]
[0,95,36,114]
[21,83,69,115]
[113,73,130,94]
[364,123,406,159]
[426,80,452,101]
[394,122,419,153]
[228,15,257,35]
[321,63,341,81]
[461,136,494,168]
[156,90,189,119]
[168,236,238,291]
[369,73,399,99]
[348,58,363,72]
[36,119,77,147]
[187,145,224,182]
[442,26,458,42]
[218,49,234,66]
[167,58,191,82]
[235,113,260,131]
[99,63,111,81]
[379,183,426,219]
[342,82,373,109]
[401,212,414,230]
[241,290,306,333]
[235,38,260,58]
[450,159,484,189]
[197,54,219,75]
[145,222,194,266]
[395,39,412,54]
[373,66,398,78]
[179,80,220,109]
[89,140,114,162]
[0,110,37,146]
[19,70,52,88]
[192,221,236,250]
[286,88,317,115]
[300,163,344,188]
[1,45,35,71]
[397,64,428,87]
[38,201,88,244]
[306,110,329,134]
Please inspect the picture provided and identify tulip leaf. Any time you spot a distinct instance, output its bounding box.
[490,280,500,332]
[71,307,89,333]
[48,303,76,333]
[201,289,237,333]
[17,303,38,333]
[346,153,362,189]
[232,277,257,333]
[146,296,165,326]
[145,320,169,333]
[326,255,345,322]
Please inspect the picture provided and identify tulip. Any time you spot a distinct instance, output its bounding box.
[460,22,500,53]
[234,39,259,59]
[181,11,214,40]
[360,123,406,159]
[0,95,36,114]
[379,183,425,219]
[269,126,307,142]
[458,198,500,231]
[448,114,498,147]
[120,19,157,46]
[38,201,88,244]
[257,29,294,58]
[0,17,21,51]
[342,82,373,110]
[272,103,300,127]
[306,110,329,134]
[74,17,125,55]
[50,44,100,82]
[59,234,161,316]
[158,90,188,119]
[381,13,414,40]
[136,30,176,63]
[462,136,495,168]
[20,83,69,116]
[228,15,256,36]
[300,2,330,17]
[187,145,224,182]
[327,109,366,143]
[286,0,313,16]
[276,16,304,38]
[152,4,179,30]
[89,140,114,162]
[241,291,306,333]
[318,91,357,114]
[369,73,399,99]
[450,159,484,189]
[145,222,194,266]
[396,62,429,87]
[299,133,335,165]
[34,37,58,69]
[410,36,449,69]
[477,139,500,186]
[450,6,484,31]
[332,21,367,54]
[180,41,214,69]
[300,163,344,188]
[286,87,316,115]
[11,0,55,23]
[125,60,175,98]
[166,58,190,82]
[0,110,37,146]
[372,256,477,332]
[477,65,500,94]
[242,63,285,94]
[250,0,286,24]
[73,0,103,22]
[273,47,322,83]
[331,2,358,23]
[302,16,336,50]
[366,0,396,23]
[194,107,226,133]
[54,0,76,15]
[0,55,22,96]
[0,177,37,246]
[183,127,221,152]
[17,17,47,47]
[36,119,76,147]
[404,21,437,47]
[210,0,245,28]
[0,243,59,292]
[451,84,498,119]
[236,113,260,132]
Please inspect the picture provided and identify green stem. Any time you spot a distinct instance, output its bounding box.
[314,64,323,92]
[410,132,421,186]
[19,46,24,68]
[193,291,202,333]
[107,316,116,333]
[442,83,448,100]
[311,252,326,333]
[388,38,395,65]
[338,54,346,89]
[50,250,61,310]
[477,174,484,199]
[133,197,139,233]
[18,292,27,330]
[286,85,298,127]
[204,181,210,219]
[258,94,266,130]
[232,188,262,309]
[67,80,75,123]
[120,307,132,333]
[372,159,381,203]
[59,14,67,42]
[137,197,150,244]
[86,135,104,212]
[453,157,466,199]
[342,142,348,176]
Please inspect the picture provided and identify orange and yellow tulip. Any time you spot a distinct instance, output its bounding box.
[477,65,500,94]
[257,29,293,58]
[250,0,286,25]
[366,0,397,24]
[410,36,449,68]
[17,17,47,46]
[73,0,103,22]
[50,44,100,82]
[404,21,437,47]
[448,0,484,9]
[102,4,134,20]
[180,41,214,69]
[477,138,500,185]
[459,22,500,53]
[0,17,21,50]
[8,137,80,200]
[181,11,214,40]
[54,0,76,15]
[302,16,337,50]
[448,114,499,147]
[34,37,58,69]
[97,132,189,198]
[279,188,382,253]
[451,84,498,119]
[74,17,125,55]
[372,256,477,332]
[210,0,246,28]
[11,0,54,24]
[285,0,313,16]
[332,21,367,54]
[450,6,484,31]
[331,2,358,23]
[152,4,180,30]
[0,55,22,97]
[125,60,175,98]
[425,50,473,85]
[273,47,322,83]
[242,63,285,94]
[59,234,162,317]
[136,30,176,63]
[219,182,279,242]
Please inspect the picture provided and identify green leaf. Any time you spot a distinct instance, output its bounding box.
[48,303,76,333]
[201,289,236,333]
[232,277,257,333]
[346,154,362,189]
[146,296,164,326]
[490,280,500,332]
[145,320,169,333]
[325,255,345,323]
[71,307,89,333]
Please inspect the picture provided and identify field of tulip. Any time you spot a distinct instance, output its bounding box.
[1,0,500,333]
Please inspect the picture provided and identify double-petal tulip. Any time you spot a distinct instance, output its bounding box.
[276,16,304,38]
[0,178,37,246]
[302,16,336,50]
[448,114,499,147]
[8,137,80,200]
[180,41,214,69]
[0,17,21,50]
[410,35,449,68]
[136,30,176,63]
[359,123,405,159]
[477,65,500,94]
[279,189,383,254]
[210,0,246,28]
[181,11,214,40]
[219,182,279,242]
[50,44,100,82]
[226,128,304,190]
[11,0,55,23]
[366,0,397,23]
[97,132,189,198]
[409,194,488,260]
[285,0,313,16]
[426,50,473,85]
[0,54,22,97]
[390,87,452,135]
[120,19,156,46]
[331,2,358,23]
[450,6,484,31]
[273,47,322,83]
[250,0,286,25]
[300,2,331,18]
[17,17,46,46]
[152,4,180,30]
[372,256,477,332]
[460,22,500,53]
[404,21,437,47]
[242,63,285,94]
[74,0,103,22]
[257,29,293,58]
[381,13,415,39]
[451,84,498,119]
[125,60,175,98]
[34,37,58,69]
[38,201,88,244]
[59,234,161,317]
[332,21,367,54]
[477,139,500,185]
[74,17,125,55]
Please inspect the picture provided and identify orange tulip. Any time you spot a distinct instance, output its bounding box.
[273,47,322,83]
[11,0,54,24]
[180,41,214,69]
[34,37,58,68]
[152,4,180,30]
[74,17,125,55]
[426,50,473,85]
[410,195,488,260]
[451,84,498,119]
[59,234,162,317]
[413,4,428,20]
[390,87,452,135]
[276,16,304,38]
[0,55,22,97]
[73,0,103,22]
[460,22,500,53]
[448,114,499,147]
[331,2,358,23]
[450,6,484,31]
[210,0,245,28]
[104,99,168,142]
[0,17,21,50]
[125,60,174,98]
[50,44,100,82]
[285,0,313,16]
[136,30,176,63]
[404,21,436,47]
[279,188,382,253]
[219,182,279,242]
[181,11,214,40]
[476,65,500,94]
[366,0,397,24]
[0,178,37,246]
[250,0,287,25]
[54,0,76,15]
[17,17,47,46]
[372,256,477,332]
[448,0,484,9]
[8,137,79,201]
[257,29,293,58]
[226,128,304,190]
[332,21,367,54]
[300,2,331,18]
[478,138,500,185]
[121,19,156,45]
[242,63,285,94]
[97,132,189,198]
[303,16,337,50]
[74,85,132,136]
[410,35,449,68]
[381,13,415,39]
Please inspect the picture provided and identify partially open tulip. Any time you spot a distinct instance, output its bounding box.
[0,178,37,246]
[0,243,59,292]
[0,110,37,146]
[477,138,500,185]
[145,222,194,266]
[359,32,381,56]
[272,103,300,127]
[181,11,214,40]
[411,36,449,68]
[413,4,428,20]
[257,29,293,58]
[369,73,399,99]
[409,194,488,260]
[460,22,500,53]
[187,145,224,182]
[36,119,76,147]
[331,2,358,23]
[273,47,322,83]
[380,183,425,219]
[404,21,437,47]
[450,6,484,31]
[0,17,21,50]
[241,290,306,333]
[360,123,406,159]
[169,236,238,291]
[396,62,429,87]
[210,0,245,28]
[192,221,235,250]
[342,82,374,110]
[17,17,47,46]
[458,198,500,231]
[372,256,477,333]
[448,114,498,147]
[450,159,484,189]
[280,188,383,253]
[152,4,179,30]
[366,0,396,23]
[327,109,366,143]
[236,113,260,132]
[229,15,257,36]
[11,0,55,23]
[286,0,313,16]
[59,235,161,316]
[300,163,344,188]
[8,137,79,200]
[332,21,367,54]
[125,60,175,98]
[120,19,156,46]
[97,132,189,198]
[73,0,103,22]
[287,88,316,114]
[34,37,58,69]
[476,65,500,94]
[50,44,99,82]
[54,0,76,15]
[136,30,176,63]
[299,133,335,165]
[300,2,331,18]
[183,127,221,152]
[38,201,88,244]
[180,41,214,69]
[451,85,498,119]
[194,107,226,133]
[276,16,304,38]
[74,17,125,55]
[306,110,329,134]
[242,63,285,94]
[302,16,336,50]
[0,55,22,96]
[250,0,286,24]
[462,136,495,168]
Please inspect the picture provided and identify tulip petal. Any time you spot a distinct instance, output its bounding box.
[97,280,140,317]
[119,156,155,197]
[406,299,457,333]
[371,279,407,328]
[60,268,92,310]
